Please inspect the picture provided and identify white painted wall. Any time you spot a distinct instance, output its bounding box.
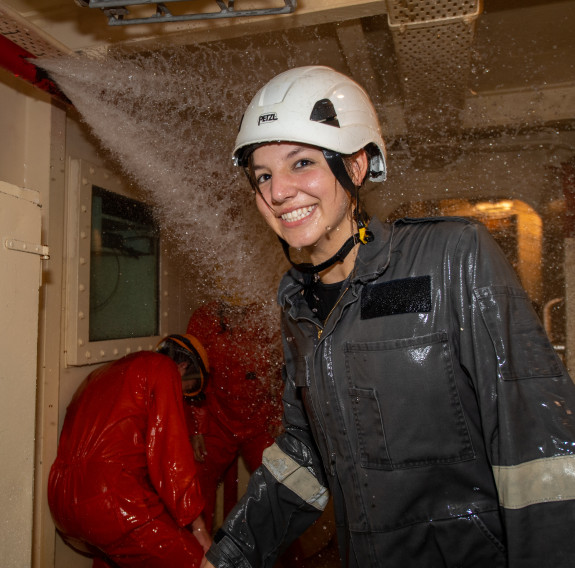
[0,182,43,568]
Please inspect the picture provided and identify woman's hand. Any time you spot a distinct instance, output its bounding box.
[191,515,212,553]
[200,559,216,568]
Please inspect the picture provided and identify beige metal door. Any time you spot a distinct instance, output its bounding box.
[0,181,45,567]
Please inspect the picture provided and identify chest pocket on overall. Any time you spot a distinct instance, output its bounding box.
[346,276,474,469]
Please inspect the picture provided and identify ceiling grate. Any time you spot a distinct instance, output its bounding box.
[0,5,69,58]
[385,0,483,165]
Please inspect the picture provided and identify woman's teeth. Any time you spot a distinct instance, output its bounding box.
[281,206,314,222]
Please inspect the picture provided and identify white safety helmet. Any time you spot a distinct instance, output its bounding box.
[233,65,387,184]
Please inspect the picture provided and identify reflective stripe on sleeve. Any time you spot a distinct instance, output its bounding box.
[262,442,330,511]
[493,454,575,510]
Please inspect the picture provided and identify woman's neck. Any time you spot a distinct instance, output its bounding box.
[305,220,359,283]
[315,242,359,284]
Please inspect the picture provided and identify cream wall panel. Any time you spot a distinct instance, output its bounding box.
[0,182,42,568]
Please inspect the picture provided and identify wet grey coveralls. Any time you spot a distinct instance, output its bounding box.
[206,216,575,567]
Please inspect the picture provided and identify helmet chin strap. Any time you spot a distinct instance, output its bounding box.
[322,149,373,245]
[279,232,362,275]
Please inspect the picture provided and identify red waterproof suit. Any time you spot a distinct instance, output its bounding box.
[48,351,205,567]
[186,301,283,532]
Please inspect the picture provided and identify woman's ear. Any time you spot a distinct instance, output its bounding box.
[350,149,369,186]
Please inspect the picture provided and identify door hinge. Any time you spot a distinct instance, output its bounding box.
[4,238,50,260]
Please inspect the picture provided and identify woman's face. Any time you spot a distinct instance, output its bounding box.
[251,142,356,262]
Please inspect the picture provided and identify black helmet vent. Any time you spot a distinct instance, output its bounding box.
[310,99,340,127]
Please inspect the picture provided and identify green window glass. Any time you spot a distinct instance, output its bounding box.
[89,186,159,341]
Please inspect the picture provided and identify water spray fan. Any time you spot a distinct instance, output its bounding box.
[75,0,297,26]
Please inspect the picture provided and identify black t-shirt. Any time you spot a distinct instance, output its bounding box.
[304,277,344,324]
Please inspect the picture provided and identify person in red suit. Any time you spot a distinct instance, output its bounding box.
[48,334,211,568]
[186,300,283,534]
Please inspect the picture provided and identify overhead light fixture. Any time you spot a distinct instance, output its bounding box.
[474,200,515,217]
[75,0,297,26]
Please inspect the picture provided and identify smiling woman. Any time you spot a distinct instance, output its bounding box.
[251,142,360,277]
[235,66,386,284]
[201,65,575,568]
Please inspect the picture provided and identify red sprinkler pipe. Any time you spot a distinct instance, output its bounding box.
[0,34,70,104]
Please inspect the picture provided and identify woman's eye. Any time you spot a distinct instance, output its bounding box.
[294,159,313,169]
[256,173,271,185]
